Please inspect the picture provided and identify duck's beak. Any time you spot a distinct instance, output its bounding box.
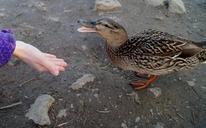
[77,19,97,33]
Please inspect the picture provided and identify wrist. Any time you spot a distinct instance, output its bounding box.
[13,41,27,58]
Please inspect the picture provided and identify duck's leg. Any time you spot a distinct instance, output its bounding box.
[130,75,158,90]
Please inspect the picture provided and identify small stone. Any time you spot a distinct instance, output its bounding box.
[150,109,154,116]
[64,9,72,13]
[70,74,95,90]
[25,94,55,125]
[76,93,81,97]
[94,93,99,98]
[135,116,140,123]
[95,0,122,12]
[186,80,196,86]
[154,122,165,128]
[149,87,162,98]
[127,92,141,104]
[153,15,164,20]
[47,16,60,22]
[34,2,47,11]
[57,109,67,118]
[144,0,165,7]
[0,8,5,11]
[168,0,186,14]
[121,122,128,128]
[70,104,74,109]
[81,45,87,51]
[0,13,5,18]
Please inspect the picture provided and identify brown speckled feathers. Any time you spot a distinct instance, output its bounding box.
[106,29,205,75]
[117,29,201,58]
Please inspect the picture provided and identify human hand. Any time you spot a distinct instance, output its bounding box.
[13,41,68,76]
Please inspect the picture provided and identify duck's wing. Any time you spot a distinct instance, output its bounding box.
[119,29,202,58]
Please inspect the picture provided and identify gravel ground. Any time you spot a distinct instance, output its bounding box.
[0,0,206,128]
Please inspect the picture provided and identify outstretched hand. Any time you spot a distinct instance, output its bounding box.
[13,41,68,76]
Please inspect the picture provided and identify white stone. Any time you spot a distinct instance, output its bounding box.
[135,116,140,123]
[94,93,99,98]
[186,80,196,86]
[154,122,165,128]
[47,16,60,22]
[57,109,67,118]
[144,0,165,7]
[34,2,47,11]
[169,0,186,14]
[70,74,95,90]
[127,92,141,104]
[0,13,5,18]
[149,87,162,98]
[121,122,128,128]
[81,45,87,51]
[25,94,55,125]
[95,0,122,12]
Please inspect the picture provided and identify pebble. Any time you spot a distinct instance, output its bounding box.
[34,2,47,11]
[47,16,60,22]
[121,122,128,128]
[81,45,87,51]
[95,0,122,12]
[186,80,196,87]
[57,109,67,118]
[70,104,74,109]
[169,0,186,14]
[154,122,165,128]
[148,87,162,98]
[25,94,55,125]
[0,13,5,18]
[145,0,186,14]
[70,74,95,90]
[127,92,141,104]
[135,116,140,123]
[94,93,99,98]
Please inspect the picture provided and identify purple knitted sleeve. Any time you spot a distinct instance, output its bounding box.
[0,29,16,67]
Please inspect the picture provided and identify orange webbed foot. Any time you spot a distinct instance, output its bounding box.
[130,75,158,90]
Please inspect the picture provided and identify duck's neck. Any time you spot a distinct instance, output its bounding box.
[106,34,128,48]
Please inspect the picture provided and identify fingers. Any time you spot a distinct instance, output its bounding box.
[35,53,68,76]
[44,53,57,58]
[31,63,48,73]
[51,58,68,67]
[58,66,66,71]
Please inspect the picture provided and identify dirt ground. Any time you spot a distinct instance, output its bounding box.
[0,0,206,128]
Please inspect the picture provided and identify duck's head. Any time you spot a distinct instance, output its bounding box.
[78,18,128,47]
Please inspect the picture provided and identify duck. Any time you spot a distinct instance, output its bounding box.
[77,18,206,90]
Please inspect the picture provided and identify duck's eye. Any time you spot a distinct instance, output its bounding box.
[104,24,109,27]
[103,24,113,29]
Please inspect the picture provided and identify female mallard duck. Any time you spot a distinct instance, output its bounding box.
[78,18,206,90]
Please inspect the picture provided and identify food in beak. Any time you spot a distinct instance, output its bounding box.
[77,26,97,33]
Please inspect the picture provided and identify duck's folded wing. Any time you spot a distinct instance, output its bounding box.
[120,29,201,58]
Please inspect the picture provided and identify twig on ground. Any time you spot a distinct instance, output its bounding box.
[19,78,36,87]
[96,110,110,114]
[0,101,22,110]
[57,122,69,127]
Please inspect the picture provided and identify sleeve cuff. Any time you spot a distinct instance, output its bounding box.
[0,29,16,67]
